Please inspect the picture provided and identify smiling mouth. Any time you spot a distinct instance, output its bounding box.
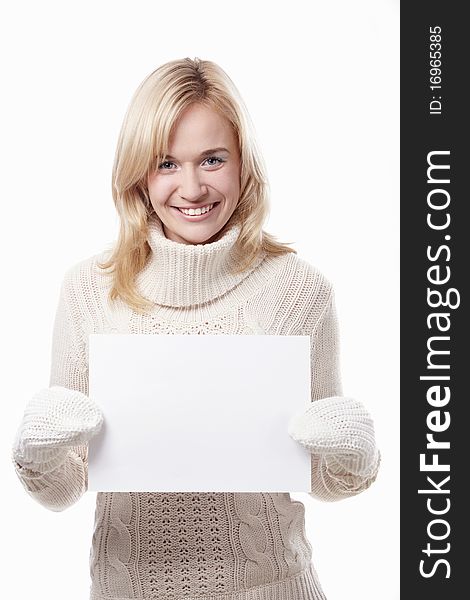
[173,202,220,216]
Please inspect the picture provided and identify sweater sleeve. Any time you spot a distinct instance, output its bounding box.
[13,269,90,512]
[307,288,380,502]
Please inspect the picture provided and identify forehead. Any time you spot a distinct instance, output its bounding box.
[168,103,238,158]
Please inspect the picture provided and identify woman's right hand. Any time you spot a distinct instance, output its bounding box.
[12,385,104,474]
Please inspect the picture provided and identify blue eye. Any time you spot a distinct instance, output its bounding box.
[158,160,176,170]
[203,156,225,167]
[156,156,225,171]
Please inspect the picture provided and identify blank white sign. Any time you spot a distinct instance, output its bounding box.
[88,334,312,492]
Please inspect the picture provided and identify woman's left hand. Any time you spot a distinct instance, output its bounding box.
[287,396,380,479]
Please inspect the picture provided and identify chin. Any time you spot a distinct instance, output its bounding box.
[189,228,222,244]
[171,225,223,245]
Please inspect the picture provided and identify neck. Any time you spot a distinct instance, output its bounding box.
[135,215,265,308]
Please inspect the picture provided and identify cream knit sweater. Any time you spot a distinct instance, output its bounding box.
[12,215,380,600]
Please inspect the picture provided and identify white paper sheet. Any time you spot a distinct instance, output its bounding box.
[87,334,312,492]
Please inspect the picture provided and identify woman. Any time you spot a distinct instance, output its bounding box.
[12,58,380,599]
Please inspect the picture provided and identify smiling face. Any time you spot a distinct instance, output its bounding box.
[147,103,241,245]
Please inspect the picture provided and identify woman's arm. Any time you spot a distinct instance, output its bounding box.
[12,269,93,512]
[293,288,380,502]
[12,443,89,512]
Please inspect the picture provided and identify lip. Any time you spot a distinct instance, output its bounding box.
[171,202,220,221]
[172,201,215,210]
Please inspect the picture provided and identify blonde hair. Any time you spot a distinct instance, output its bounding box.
[98,57,296,313]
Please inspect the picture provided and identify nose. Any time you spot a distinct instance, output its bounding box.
[178,166,207,202]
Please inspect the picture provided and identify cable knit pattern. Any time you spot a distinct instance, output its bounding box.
[269,493,313,579]
[12,213,378,599]
[233,493,275,588]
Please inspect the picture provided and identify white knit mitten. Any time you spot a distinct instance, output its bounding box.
[288,396,379,480]
[12,385,104,473]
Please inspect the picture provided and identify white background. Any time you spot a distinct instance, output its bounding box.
[0,1,399,599]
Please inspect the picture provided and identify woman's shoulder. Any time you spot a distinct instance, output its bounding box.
[254,252,335,332]
[263,251,334,299]
[59,250,113,297]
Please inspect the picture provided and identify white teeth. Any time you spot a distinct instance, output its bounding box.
[178,203,214,216]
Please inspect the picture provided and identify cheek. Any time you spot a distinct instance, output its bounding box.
[148,176,174,205]
[216,168,240,200]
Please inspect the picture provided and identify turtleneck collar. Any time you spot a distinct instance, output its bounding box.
[136,215,266,308]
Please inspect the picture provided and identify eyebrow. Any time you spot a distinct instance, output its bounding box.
[164,147,231,160]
